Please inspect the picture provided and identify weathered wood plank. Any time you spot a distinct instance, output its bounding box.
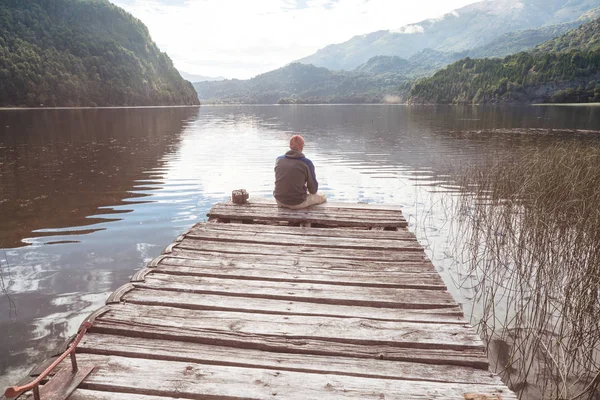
[160,251,438,274]
[240,198,405,212]
[172,240,427,262]
[123,289,465,323]
[217,203,406,219]
[215,201,406,215]
[209,205,406,219]
[208,206,407,222]
[69,389,178,400]
[241,197,402,213]
[136,274,455,309]
[190,222,416,239]
[38,365,95,400]
[96,304,481,351]
[154,257,446,289]
[79,333,502,385]
[184,231,422,251]
[207,206,407,228]
[91,318,489,368]
[73,355,515,399]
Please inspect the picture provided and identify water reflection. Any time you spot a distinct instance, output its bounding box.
[0,107,200,387]
[1,105,599,394]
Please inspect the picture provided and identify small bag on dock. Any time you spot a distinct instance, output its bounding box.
[231,189,249,204]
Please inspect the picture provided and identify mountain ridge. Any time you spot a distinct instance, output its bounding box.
[194,62,409,104]
[296,0,600,71]
[407,17,600,104]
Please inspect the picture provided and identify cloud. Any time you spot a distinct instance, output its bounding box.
[391,24,425,34]
[111,0,480,79]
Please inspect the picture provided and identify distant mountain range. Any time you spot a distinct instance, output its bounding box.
[194,63,411,104]
[0,0,199,107]
[178,71,226,83]
[195,0,600,105]
[296,0,600,71]
[407,16,600,104]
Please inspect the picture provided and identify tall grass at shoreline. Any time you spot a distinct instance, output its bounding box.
[454,142,600,399]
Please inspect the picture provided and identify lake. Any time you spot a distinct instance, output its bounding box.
[1,105,599,396]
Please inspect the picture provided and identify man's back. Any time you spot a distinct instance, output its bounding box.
[274,149,317,206]
[273,135,325,210]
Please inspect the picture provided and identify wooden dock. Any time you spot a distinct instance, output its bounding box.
[6,199,516,399]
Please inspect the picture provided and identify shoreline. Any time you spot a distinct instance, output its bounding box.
[0,105,201,111]
[532,102,600,107]
[2,103,600,110]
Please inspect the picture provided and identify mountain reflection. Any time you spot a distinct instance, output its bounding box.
[0,107,199,248]
[0,107,199,388]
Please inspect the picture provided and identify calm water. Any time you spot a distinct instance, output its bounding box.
[1,105,599,393]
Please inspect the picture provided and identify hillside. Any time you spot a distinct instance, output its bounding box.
[375,8,600,76]
[194,63,410,104]
[407,17,600,104]
[466,21,582,58]
[0,0,199,107]
[534,12,600,52]
[296,0,600,71]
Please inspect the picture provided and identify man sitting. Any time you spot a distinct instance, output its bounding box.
[273,135,327,209]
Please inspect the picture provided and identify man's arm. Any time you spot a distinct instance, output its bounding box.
[303,158,319,194]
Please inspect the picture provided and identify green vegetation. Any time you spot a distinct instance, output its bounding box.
[194,63,410,104]
[466,21,583,58]
[534,13,600,53]
[0,0,199,107]
[408,17,600,104]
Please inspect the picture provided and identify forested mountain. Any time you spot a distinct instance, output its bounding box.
[0,0,199,107]
[194,63,410,104]
[296,0,600,71]
[354,8,600,79]
[533,12,600,52]
[407,17,600,104]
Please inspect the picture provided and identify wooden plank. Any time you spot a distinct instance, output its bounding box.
[136,274,455,309]
[244,198,405,212]
[219,201,406,217]
[208,206,407,223]
[91,321,488,369]
[243,197,402,213]
[210,204,405,218]
[123,289,465,323]
[216,201,405,214]
[96,304,481,351]
[79,333,502,385]
[172,240,427,262]
[39,365,95,400]
[151,259,447,289]
[184,231,422,251]
[160,251,437,274]
[190,222,416,239]
[207,207,407,227]
[69,389,178,400]
[73,355,515,399]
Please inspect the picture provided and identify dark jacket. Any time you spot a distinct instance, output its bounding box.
[273,150,319,205]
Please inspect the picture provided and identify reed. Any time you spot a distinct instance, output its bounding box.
[454,142,600,399]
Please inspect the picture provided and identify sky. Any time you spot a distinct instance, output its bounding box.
[111,0,481,79]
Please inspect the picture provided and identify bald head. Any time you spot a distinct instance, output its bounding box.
[289,135,305,151]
